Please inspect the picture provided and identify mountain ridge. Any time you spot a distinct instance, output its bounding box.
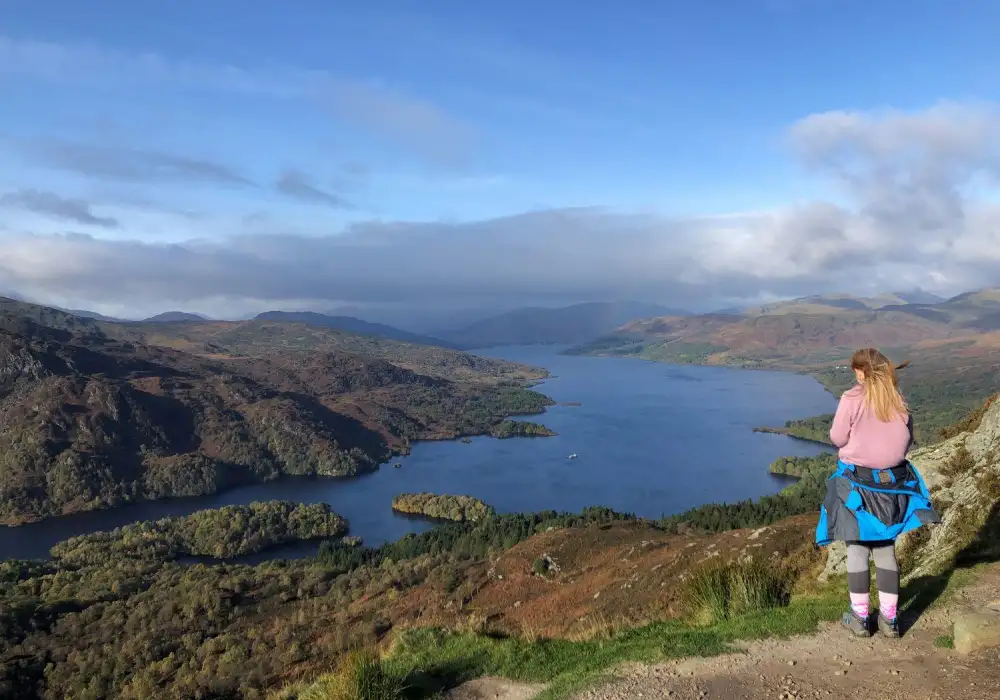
[569,286,1000,368]
[253,310,459,349]
[141,311,210,323]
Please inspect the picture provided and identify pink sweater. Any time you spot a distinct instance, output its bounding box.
[829,385,913,469]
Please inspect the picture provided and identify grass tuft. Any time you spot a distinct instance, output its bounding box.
[277,649,406,700]
[933,635,954,649]
[684,559,792,624]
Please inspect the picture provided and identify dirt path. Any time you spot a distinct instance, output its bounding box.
[444,678,547,700]
[447,566,1000,700]
[573,565,1000,700]
[573,621,999,700]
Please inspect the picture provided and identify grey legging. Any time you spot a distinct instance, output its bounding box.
[847,541,899,598]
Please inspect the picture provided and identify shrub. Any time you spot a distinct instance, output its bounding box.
[684,559,791,624]
[940,445,977,478]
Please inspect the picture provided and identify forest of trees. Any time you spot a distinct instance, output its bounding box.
[49,502,347,565]
[658,453,837,534]
[490,420,556,438]
[391,493,495,522]
[769,453,837,478]
[754,414,834,444]
[0,505,635,699]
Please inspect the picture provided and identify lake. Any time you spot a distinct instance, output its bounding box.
[0,346,836,561]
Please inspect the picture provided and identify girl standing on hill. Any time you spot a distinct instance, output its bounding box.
[816,348,939,639]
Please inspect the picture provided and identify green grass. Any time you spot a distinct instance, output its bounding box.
[933,635,955,649]
[277,563,998,700]
[382,590,844,699]
[381,564,991,699]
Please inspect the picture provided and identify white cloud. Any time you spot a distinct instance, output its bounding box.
[15,138,255,186]
[275,170,352,209]
[0,189,120,228]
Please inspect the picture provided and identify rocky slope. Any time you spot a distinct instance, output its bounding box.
[900,395,1000,582]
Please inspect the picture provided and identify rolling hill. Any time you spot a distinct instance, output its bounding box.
[253,310,458,348]
[0,300,550,525]
[141,311,210,323]
[434,301,689,348]
[745,290,945,316]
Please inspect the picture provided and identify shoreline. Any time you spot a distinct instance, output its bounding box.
[751,426,832,447]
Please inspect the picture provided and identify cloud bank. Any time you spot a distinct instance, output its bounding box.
[2,93,999,314]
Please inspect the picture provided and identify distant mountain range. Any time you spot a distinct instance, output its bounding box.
[567,287,1000,369]
[743,291,946,315]
[433,301,691,349]
[322,305,505,334]
[252,311,459,348]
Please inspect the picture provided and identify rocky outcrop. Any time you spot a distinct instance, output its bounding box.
[820,396,1000,582]
[818,541,848,582]
[900,397,1000,582]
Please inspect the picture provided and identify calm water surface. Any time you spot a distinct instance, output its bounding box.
[0,346,836,561]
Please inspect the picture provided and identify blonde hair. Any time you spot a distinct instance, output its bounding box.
[851,348,909,422]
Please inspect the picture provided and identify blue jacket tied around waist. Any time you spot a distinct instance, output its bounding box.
[815,460,939,546]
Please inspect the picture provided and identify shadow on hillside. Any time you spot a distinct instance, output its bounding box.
[284,391,391,460]
[900,499,1000,634]
[400,659,492,700]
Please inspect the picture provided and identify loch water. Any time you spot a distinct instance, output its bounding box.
[0,346,836,561]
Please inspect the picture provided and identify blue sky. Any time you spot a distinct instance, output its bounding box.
[1,0,999,317]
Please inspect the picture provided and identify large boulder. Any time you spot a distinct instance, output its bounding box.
[954,611,1000,655]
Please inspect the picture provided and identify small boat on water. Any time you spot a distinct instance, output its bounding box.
[567,453,578,460]
[392,462,402,469]
[460,437,472,444]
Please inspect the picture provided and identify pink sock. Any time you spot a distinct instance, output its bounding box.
[849,592,870,619]
[880,593,899,620]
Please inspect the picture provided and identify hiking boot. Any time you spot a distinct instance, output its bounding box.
[841,610,872,637]
[878,612,900,639]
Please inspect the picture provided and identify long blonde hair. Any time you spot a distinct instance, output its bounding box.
[851,348,909,422]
